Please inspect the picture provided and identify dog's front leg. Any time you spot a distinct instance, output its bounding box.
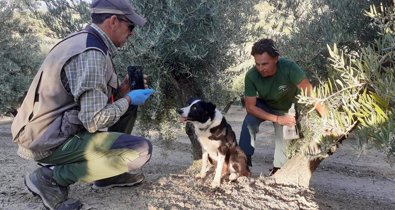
[211,154,225,188]
[196,151,209,179]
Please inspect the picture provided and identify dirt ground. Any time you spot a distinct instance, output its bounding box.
[1,105,394,210]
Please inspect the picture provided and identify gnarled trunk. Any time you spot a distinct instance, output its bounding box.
[274,121,358,187]
[273,154,324,187]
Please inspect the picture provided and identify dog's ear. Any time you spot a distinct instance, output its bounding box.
[205,102,216,112]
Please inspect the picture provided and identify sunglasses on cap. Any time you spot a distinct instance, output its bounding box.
[116,16,135,32]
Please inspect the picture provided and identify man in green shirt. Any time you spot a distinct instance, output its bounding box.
[239,38,325,176]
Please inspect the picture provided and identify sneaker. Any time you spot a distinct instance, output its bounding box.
[93,173,145,189]
[268,167,280,176]
[25,167,82,210]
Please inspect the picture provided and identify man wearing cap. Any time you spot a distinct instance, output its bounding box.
[11,0,153,209]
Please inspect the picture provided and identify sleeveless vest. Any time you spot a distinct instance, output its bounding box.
[11,26,116,160]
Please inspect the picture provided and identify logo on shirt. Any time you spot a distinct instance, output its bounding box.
[279,85,288,92]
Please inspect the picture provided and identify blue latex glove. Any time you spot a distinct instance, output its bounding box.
[127,89,155,105]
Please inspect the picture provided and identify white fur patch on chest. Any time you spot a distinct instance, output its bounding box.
[190,109,224,160]
[196,130,222,160]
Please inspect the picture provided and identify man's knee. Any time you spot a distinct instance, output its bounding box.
[111,134,152,155]
[140,138,152,157]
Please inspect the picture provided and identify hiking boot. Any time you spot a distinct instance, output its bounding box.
[25,167,82,210]
[267,167,280,176]
[93,172,145,189]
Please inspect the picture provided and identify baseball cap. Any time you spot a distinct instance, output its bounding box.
[91,0,147,26]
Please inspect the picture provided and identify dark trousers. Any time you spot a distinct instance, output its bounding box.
[238,99,289,168]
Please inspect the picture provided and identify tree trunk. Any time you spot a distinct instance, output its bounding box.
[222,97,237,114]
[185,122,202,160]
[168,72,205,160]
[273,121,359,187]
[272,154,324,188]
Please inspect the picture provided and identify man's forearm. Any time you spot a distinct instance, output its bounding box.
[79,91,129,132]
[246,105,278,123]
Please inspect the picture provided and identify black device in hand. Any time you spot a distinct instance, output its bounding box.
[127,66,145,90]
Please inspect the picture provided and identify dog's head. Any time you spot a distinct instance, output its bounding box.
[177,98,217,124]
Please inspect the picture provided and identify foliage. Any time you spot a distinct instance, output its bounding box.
[23,0,90,38]
[116,0,259,139]
[231,0,391,113]
[0,1,43,114]
[258,0,391,84]
[355,2,395,159]
[293,2,395,160]
[17,0,259,140]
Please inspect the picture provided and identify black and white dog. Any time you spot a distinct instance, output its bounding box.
[177,99,250,188]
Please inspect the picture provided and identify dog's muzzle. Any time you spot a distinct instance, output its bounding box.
[177,109,188,123]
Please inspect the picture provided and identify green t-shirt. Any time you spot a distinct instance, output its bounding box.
[244,58,306,113]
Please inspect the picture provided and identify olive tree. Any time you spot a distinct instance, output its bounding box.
[259,0,390,82]
[273,2,395,187]
[0,1,42,114]
[114,0,260,159]
[23,0,90,38]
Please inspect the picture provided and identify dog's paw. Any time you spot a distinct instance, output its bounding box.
[229,173,238,181]
[210,180,221,188]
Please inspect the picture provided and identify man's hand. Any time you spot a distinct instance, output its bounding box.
[127,89,155,105]
[303,141,322,157]
[117,75,131,98]
[277,115,296,127]
[118,74,150,98]
[314,101,328,118]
